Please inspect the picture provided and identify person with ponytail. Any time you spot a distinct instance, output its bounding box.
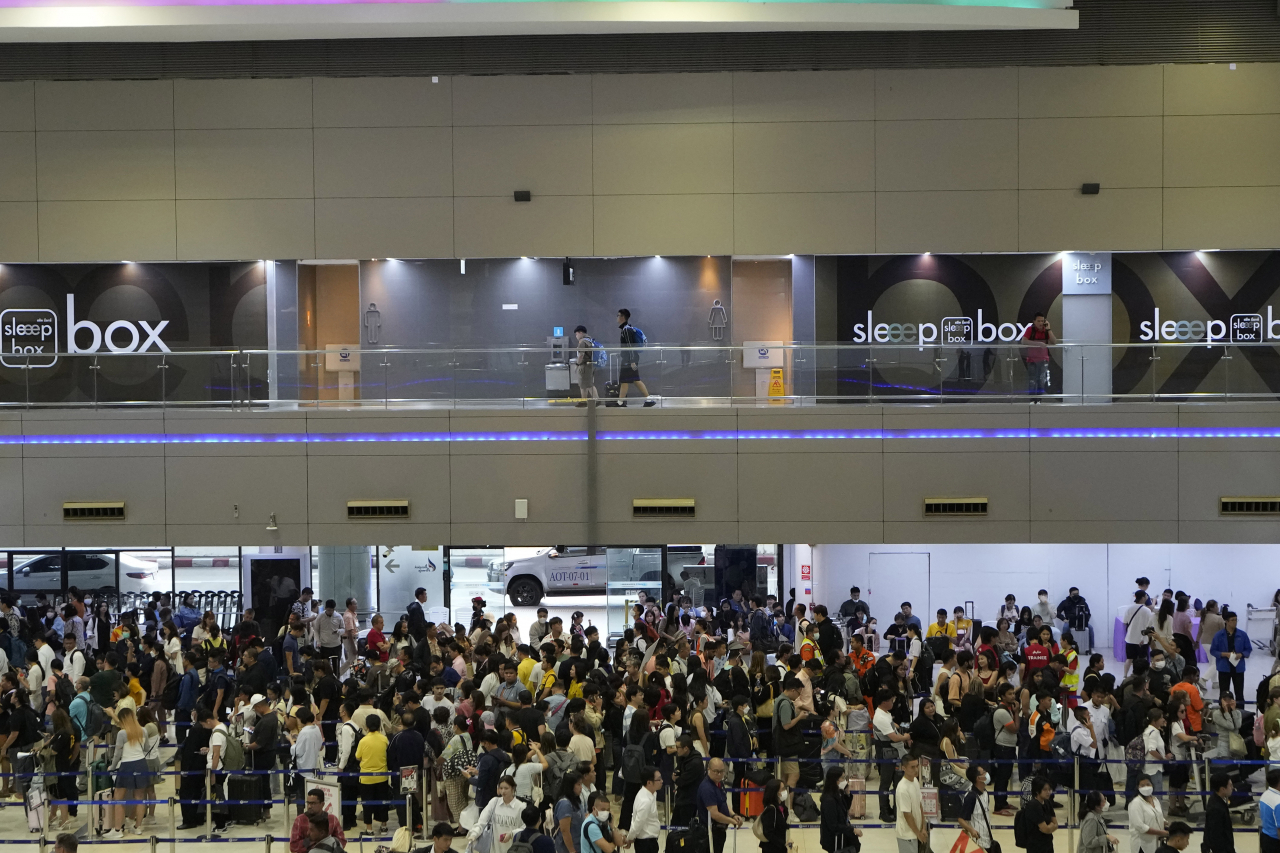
[105,707,156,838]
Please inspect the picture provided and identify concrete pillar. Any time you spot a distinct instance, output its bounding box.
[266,260,300,402]
[791,255,816,396]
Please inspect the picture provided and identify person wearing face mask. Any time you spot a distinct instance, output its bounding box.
[1128,774,1168,853]
[529,609,551,649]
[757,779,789,853]
[958,765,994,853]
[1077,791,1120,853]
[819,767,864,853]
[1032,590,1054,626]
[579,792,628,853]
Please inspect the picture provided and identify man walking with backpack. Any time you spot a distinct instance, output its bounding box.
[614,310,654,407]
[573,326,602,403]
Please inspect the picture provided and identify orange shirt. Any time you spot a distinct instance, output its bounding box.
[1171,682,1204,732]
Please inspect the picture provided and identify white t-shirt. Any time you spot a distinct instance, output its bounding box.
[208,724,229,770]
[659,724,679,751]
[1069,725,1096,759]
[1170,721,1190,760]
[894,776,923,840]
[1124,605,1155,645]
[1142,725,1165,775]
[873,708,896,741]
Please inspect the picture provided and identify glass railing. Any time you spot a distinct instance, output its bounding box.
[0,342,1278,408]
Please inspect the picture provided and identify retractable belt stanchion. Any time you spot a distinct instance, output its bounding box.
[169,796,178,853]
[283,774,292,839]
[206,768,214,834]
[1069,757,1079,853]
[149,833,159,853]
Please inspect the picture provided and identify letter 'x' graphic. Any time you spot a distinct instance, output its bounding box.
[1160,252,1280,395]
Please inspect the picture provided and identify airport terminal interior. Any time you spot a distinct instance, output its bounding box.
[5,2,1280,853]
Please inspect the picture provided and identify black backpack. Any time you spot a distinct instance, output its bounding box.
[161,671,183,710]
[52,673,75,710]
[973,708,996,752]
[342,722,365,774]
[1013,807,1029,848]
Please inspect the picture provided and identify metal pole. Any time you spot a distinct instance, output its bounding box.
[206,768,213,833]
[87,739,96,837]
[265,834,274,853]
[149,834,159,853]
[283,772,292,838]
[1069,757,1079,853]
[169,796,178,853]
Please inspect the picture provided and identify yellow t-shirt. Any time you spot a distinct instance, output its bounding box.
[517,657,536,693]
[355,730,389,784]
[926,623,956,640]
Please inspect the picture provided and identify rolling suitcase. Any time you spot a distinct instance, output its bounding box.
[227,774,264,825]
[848,777,865,819]
[737,779,762,819]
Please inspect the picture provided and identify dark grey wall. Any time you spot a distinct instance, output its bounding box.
[358,256,732,348]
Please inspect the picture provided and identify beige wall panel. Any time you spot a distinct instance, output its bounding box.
[876,191,1018,253]
[306,454,450,524]
[1179,451,1280,522]
[315,198,453,259]
[733,193,874,255]
[1019,189,1163,252]
[0,459,20,528]
[1019,117,1162,189]
[876,119,1017,191]
[453,125,592,197]
[593,124,732,195]
[875,67,1018,120]
[1018,65,1164,118]
[454,196,592,258]
[738,452,882,521]
[313,76,452,128]
[451,454,587,523]
[38,201,175,262]
[1164,63,1280,116]
[884,521,1030,543]
[452,75,592,126]
[37,131,174,201]
[174,78,312,129]
[307,523,452,548]
[0,203,37,261]
[592,72,731,124]
[165,455,308,525]
[596,452,737,522]
[733,122,874,193]
[732,70,874,123]
[34,80,172,131]
[176,129,313,199]
[1030,451,1177,521]
[1031,520,1181,543]
[313,127,453,198]
[593,194,732,256]
[1164,115,1280,188]
[0,83,33,132]
[1163,187,1280,250]
[23,455,166,528]
[176,199,315,260]
[0,133,35,201]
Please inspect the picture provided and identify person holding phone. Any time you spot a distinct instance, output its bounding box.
[1022,312,1057,398]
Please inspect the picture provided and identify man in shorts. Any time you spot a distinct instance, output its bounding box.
[772,676,809,787]
[615,309,654,407]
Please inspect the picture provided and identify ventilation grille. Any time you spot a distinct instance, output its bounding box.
[1220,497,1280,516]
[633,499,696,518]
[923,497,988,517]
[63,502,125,521]
[347,500,410,519]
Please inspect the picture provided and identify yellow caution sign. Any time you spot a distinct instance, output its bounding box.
[767,368,785,399]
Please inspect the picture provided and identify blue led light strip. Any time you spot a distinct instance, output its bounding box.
[0,427,1277,445]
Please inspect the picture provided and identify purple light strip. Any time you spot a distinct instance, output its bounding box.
[0,426,1276,445]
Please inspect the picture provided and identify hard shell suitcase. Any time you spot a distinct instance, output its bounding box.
[848,777,865,819]
[227,773,264,825]
[738,779,763,819]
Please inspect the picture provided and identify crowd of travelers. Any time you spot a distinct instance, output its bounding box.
[1,577,1279,853]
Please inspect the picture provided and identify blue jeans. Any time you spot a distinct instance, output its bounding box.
[1026,361,1050,394]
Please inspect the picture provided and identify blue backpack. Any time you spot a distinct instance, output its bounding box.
[586,337,609,367]
[624,325,647,347]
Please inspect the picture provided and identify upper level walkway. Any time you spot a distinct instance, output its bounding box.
[1,343,1275,409]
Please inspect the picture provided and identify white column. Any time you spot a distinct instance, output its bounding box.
[1061,253,1113,403]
